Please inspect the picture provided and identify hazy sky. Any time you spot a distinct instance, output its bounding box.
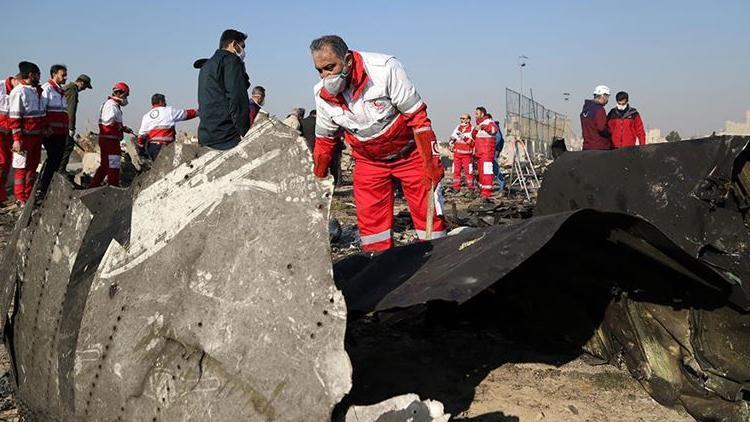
[2,0,748,140]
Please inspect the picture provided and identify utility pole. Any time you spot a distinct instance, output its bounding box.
[518,55,528,96]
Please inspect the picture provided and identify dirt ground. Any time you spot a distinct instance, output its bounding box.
[0,153,693,421]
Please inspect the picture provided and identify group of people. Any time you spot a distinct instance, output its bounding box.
[447,108,506,200]
[580,85,647,150]
[7,28,644,255]
[0,61,92,208]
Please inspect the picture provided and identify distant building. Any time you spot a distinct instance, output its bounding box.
[722,110,750,135]
[647,128,666,144]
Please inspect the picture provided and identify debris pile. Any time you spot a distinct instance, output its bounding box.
[0,126,748,421]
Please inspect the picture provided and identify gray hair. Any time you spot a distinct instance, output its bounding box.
[291,108,305,118]
[309,35,349,59]
[252,85,266,95]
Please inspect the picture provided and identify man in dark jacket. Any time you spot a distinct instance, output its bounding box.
[607,91,647,148]
[198,29,250,150]
[580,85,611,150]
[58,74,92,172]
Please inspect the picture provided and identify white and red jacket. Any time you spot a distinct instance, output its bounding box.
[138,105,197,145]
[41,80,68,136]
[449,123,474,155]
[0,77,13,135]
[313,51,432,162]
[98,97,125,142]
[8,83,47,143]
[472,116,499,142]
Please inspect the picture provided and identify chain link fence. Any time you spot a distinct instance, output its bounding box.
[505,88,569,159]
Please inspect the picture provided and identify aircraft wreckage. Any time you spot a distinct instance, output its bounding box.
[0,117,747,421]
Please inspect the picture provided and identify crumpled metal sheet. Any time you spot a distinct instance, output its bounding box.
[2,118,352,421]
[536,135,750,308]
[336,209,734,313]
[335,136,750,421]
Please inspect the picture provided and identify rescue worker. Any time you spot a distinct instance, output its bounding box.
[89,82,133,188]
[59,74,92,173]
[310,35,446,251]
[0,74,18,206]
[487,113,506,191]
[137,93,198,160]
[8,61,48,206]
[580,85,612,150]
[472,107,499,200]
[448,114,474,192]
[38,64,69,198]
[607,91,647,148]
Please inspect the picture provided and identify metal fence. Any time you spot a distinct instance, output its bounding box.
[505,88,568,159]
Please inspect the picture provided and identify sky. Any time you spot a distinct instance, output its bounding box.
[2,0,749,140]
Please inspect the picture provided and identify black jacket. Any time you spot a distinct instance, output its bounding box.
[300,115,316,152]
[198,49,250,149]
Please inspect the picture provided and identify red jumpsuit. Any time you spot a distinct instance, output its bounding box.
[8,83,46,204]
[472,116,499,198]
[313,51,446,251]
[90,98,125,188]
[0,77,14,202]
[449,123,474,190]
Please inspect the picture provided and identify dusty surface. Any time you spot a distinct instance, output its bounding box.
[0,151,693,421]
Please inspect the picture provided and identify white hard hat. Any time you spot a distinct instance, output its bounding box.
[593,85,610,96]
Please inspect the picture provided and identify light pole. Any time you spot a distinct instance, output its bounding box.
[518,55,528,96]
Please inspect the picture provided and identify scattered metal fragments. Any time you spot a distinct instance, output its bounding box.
[336,136,750,421]
[0,118,352,421]
[343,394,450,422]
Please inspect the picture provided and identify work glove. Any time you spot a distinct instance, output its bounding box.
[414,127,444,187]
[313,153,332,178]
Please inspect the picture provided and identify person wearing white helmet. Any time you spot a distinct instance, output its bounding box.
[580,85,612,150]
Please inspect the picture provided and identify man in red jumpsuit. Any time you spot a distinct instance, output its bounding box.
[448,114,474,192]
[89,82,133,188]
[472,107,499,200]
[0,74,18,206]
[607,91,647,148]
[309,35,446,252]
[8,61,48,206]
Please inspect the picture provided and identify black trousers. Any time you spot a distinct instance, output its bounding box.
[147,143,163,161]
[38,134,66,198]
[58,134,76,173]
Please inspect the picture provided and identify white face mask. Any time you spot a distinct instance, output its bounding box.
[235,44,246,62]
[323,71,348,95]
[322,55,351,95]
[616,103,627,110]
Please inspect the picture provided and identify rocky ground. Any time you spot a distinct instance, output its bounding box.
[0,151,693,421]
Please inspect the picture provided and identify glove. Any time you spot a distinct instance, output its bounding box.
[68,129,75,138]
[313,153,332,178]
[414,128,444,187]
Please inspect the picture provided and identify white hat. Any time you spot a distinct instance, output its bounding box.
[593,85,610,96]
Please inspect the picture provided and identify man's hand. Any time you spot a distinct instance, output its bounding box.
[414,128,444,187]
[12,141,21,153]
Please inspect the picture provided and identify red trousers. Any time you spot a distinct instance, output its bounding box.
[452,153,474,190]
[354,148,447,251]
[0,132,11,202]
[12,136,42,203]
[89,139,121,188]
[475,137,495,198]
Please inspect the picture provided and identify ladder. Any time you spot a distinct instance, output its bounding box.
[507,139,540,200]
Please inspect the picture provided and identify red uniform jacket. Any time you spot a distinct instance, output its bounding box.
[607,106,646,148]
